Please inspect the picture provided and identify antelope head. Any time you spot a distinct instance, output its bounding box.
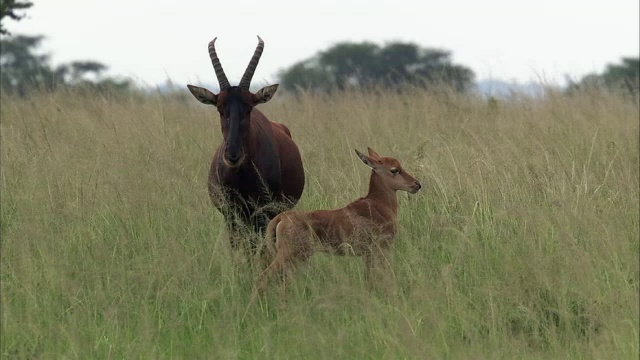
[187,36,279,167]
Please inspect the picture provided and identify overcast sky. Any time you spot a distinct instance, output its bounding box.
[6,0,639,88]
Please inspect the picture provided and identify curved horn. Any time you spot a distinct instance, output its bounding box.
[238,35,265,89]
[208,38,230,90]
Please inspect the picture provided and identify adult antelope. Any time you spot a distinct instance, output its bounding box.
[255,147,421,293]
[187,36,305,257]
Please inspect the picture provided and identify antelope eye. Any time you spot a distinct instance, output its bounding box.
[390,168,399,175]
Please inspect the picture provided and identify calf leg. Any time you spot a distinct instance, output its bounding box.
[254,220,311,295]
[365,245,396,295]
[255,254,285,294]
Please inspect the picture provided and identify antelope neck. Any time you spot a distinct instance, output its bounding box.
[365,171,398,214]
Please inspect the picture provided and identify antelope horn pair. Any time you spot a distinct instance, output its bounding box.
[208,36,265,91]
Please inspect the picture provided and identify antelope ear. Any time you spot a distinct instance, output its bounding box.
[367,147,382,160]
[253,84,279,104]
[355,149,380,170]
[187,85,218,105]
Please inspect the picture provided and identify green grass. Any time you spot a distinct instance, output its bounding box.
[1,86,638,358]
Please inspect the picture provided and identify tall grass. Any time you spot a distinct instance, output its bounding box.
[1,85,638,358]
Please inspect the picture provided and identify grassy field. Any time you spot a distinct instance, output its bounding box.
[1,85,638,359]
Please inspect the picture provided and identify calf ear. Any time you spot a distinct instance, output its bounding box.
[367,147,382,160]
[355,149,381,170]
[187,85,218,105]
[253,84,279,104]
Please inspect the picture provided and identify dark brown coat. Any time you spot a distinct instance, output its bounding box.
[187,36,305,255]
[207,105,305,248]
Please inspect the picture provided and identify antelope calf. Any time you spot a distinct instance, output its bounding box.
[255,147,421,292]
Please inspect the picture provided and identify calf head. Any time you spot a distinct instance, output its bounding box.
[355,147,422,193]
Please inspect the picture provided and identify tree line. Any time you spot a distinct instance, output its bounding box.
[1,1,638,97]
[566,57,639,97]
[278,41,475,92]
[1,34,132,96]
[1,1,132,96]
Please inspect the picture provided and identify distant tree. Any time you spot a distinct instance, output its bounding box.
[278,61,328,91]
[567,57,639,96]
[0,34,58,96]
[318,42,379,88]
[0,34,132,96]
[67,61,108,82]
[57,60,131,91]
[278,41,475,92]
[601,57,639,93]
[0,0,33,35]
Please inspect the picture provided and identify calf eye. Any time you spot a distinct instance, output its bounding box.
[390,168,399,175]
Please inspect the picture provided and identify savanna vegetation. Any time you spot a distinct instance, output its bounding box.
[1,85,638,358]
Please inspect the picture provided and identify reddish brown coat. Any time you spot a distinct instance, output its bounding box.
[255,148,421,292]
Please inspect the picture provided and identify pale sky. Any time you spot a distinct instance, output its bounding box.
[6,0,639,88]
